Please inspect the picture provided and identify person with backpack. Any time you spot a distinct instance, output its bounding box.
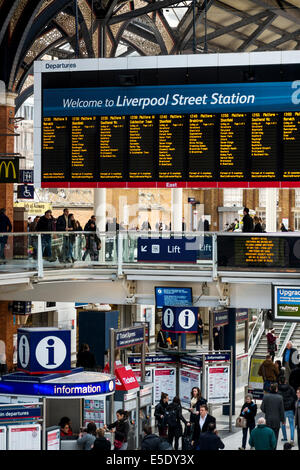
[165,396,190,450]
[154,392,169,438]
[278,375,297,445]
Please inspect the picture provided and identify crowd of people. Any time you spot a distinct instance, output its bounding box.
[224,207,294,233]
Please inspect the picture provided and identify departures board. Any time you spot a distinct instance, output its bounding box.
[41,111,300,184]
[38,58,300,187]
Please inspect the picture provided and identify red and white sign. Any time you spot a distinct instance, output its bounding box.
[115,363,139,391]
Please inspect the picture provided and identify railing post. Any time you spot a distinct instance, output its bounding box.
[37,234,43,278]
[212,233,218,280]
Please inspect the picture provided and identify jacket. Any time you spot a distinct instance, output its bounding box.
[76,350,96,369]
[36,215,53,232]
[242,214,253,232]
[56,214,70,231]
[261,392,285,428]
[107,418,129,442]
[249,424,276,450]
[165,403,187,438]
[91,437,111,451]
[141,433,161,451]
[77,433,96,450]
[154,400,168,428]
[258,359,278,382]
[240,401,257,426]
[196,431,225,451]
[295,399,300,428]
[278,383,296,411]
[289,366,300,392]
[282,347,298,370]
[192,413,216,442]
[0,213,12,234]
[253,223,263,233]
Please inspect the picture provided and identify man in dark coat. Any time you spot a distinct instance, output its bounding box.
[56,208,72,262]
[195,422,225,450]
[261,383,285,448]
[36,209,54,259]
[0,208,12,261]
[242,207,253,232]
[289,364,300,393]
[192,404,216,445]
[154,392,169,437]
[141,425,161,450]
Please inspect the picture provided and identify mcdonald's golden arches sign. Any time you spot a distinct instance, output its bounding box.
[0,159,19,183]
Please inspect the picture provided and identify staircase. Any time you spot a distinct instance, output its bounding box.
[254,322,285,358]
[289,323,300,351]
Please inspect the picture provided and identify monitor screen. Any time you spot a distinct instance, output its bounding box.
[155,287,193,309]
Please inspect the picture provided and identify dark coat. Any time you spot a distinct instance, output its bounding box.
[192,413,216,442]
[141,433,161,451]
[289,366,300,392]
[253,223,263,233]
[91,437,111,451]
[165,403,187,438]
[242,213,253,232]
[36,215,53,232]
[0,213,12,233]
[76,350,96,369]
[107,418,129,442]
[56,214,70,231]
[154,400,168,428]
[261,392,285,429]
[278,383,296,411]
[196,431,225,451]
[240,401,257,427]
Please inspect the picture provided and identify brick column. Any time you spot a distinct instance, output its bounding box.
[0,92,17,371]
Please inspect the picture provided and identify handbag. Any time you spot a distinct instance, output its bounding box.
[235,416,247,428]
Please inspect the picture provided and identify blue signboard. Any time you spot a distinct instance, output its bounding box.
[162,306,198,333]
[17,328,71,375]
[0,406,41,421]
[155,287,193,309]
[138,237,198,263]
[214,310,229,327]
[17,185,34,199]
[43,81,300,117]
[236,309,249,323]
[273,286,300,321]
[128,353,176,365]
[115,327,144,349]
[20,170,34,184]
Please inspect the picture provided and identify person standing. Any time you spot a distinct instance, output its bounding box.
[0,208,12,263]
[248,417,276,451]
[242,207,253,232]
[253,215,263,233]
[36,209,54,260]
[189,387,207,424]
[266,328,277,362]
[195,313,203,347]
[56,207,72,262]
[76,343,96,370]
[278,375,296,445]
[295,387,300,449]
[83,216,100,261]
[195,422,225,451]
[238,393,257,450]
[258,354,279,393]
[213,326,221,351]
[192,404,216,446]
[282,341,298,382]
[289,363,300,393]
[260,383,285,447]
[77,422,97,450]
[91,428,111,451]
[154,392,169,438]
[105,409,130,450]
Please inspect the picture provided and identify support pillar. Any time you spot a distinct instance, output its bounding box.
[94,188,106,232]
[223,308,236,416]
[265,188,277,232]
[171,188,183,232]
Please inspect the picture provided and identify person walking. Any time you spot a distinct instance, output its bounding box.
[258,354,279,393]
[195,422,225,451]
[192,404,216,446]
[105,409,130,450]
[242,207,253,232]
[165,396,190,450]
[154,392,169,438]
[77,422,97,450]
[249,417,276,451]
[56,208,72,263]
[0,208,12,263]
[282,341,299,382]
[275,360,285,384]
[238,393,257,450]
[266,328,277,362]
[295,387,300,449]
[289,363,300,393]
[36,209,54,260]
[83,216,100,261]
[260,382,285,447]
[278,375,296,445]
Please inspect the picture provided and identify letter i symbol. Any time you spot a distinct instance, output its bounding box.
[22,337,26,364]
[46,339,56,365]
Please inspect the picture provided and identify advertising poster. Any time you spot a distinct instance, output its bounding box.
[248,356,264,394]
[273,286,300,321]
[179,368,201,408]
[7,424,41,450]
[0,427,6,450]
[84,398,105,429]
[154,368,176,403]
[207,366,230,404]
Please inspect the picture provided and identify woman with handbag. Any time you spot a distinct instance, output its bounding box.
[238,393,257,450]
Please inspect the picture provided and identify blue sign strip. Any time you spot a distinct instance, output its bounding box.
[0,406,41,421]
[138,237,199,263]
[43,81,300,117]
[115,327,145,349]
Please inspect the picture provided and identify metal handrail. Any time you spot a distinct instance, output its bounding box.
[248,310,265,358]
[278,322,297,357]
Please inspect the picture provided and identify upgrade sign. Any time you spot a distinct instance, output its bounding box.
[273,286,300,321]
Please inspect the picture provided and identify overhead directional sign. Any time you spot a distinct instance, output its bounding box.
[137,237,198,263]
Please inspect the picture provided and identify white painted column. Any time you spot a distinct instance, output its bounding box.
[171,188,183,232]
[94,188,106,232]
[53,302,77,366]
[265,188,277,232]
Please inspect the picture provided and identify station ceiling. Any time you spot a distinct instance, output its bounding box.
[1,0,300,107]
